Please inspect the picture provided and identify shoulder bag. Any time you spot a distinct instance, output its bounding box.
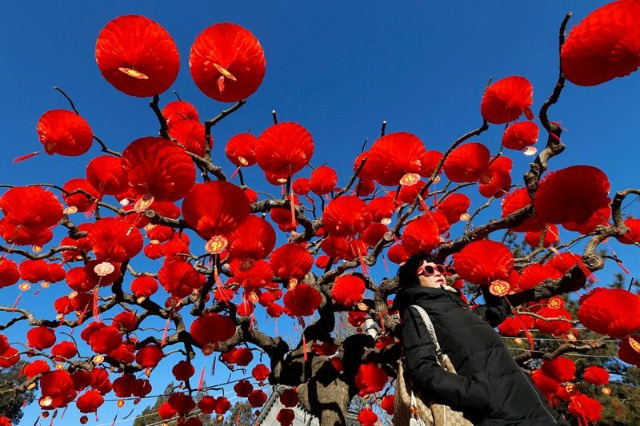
[394,304,473,426]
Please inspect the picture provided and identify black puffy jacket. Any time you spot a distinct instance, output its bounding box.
[394,285,569,425]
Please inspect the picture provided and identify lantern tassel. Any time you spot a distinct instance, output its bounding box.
[197,364,206,394]
[92,288,100,320]
[11,293,23,311]
[13,151,39,163]
[289,191,297,228]
[382,255,389,273]
[161,317,171,347]
[303,335,308,362]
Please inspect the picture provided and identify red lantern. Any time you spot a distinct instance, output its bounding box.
[62,178,100,212]
[197,396,216,414]
[436,193,471,225]
[322,196,372,237]
[524,224,559,249]
[24,360,51,378]
[481,76,533,124]
[0,258,19,288]
[277,408,295,426]
[366,132,426,186]
[190,23,266,102]
[248,389,268,407]
[18,259,50,283]
[221,347,253,366]
[453,240,514,285]
[283,283,322,317]
[309,165,338,195]
[292,177,311,195]
[89,325,123,354]
[583,366,609,386]
[52,341,78,361]
[367,195,396,224]
[27,326,56,350]
[401,214,442,255]
[497,315,534,337]
[182,181,250,239]
[361,223,389,247]
[39,370,76,409]
[420,150,444,178]
[534,165,610,227]
[381,394,395,415]
[0,186,63,230]
[122,137,196,202]
[577,288,640,338]
[96,15,179,97]
[86,155,128,196]
[168,392,196,415]
[561,0,640,86]
[190,313,236,350]
[162,100,199,129]
[502,121,539,151]
[478,156,512,198]
[37,110,93,156]
[358,408,378,426]
[279,388,299,408]
[618,336,640,366]
[158,260,206,298]
[514,264,563,292]
[568,394,602,422]
[136,345,164,368]
[226,133,258,167]
[355,363,387,396]
[270,244,313,280]
[443,142,490,183]
[228,259,274,290]
[225,215,276,260]
[617,217,640,244]
[87,217,143,262]
[530,370,560,404]
[501,188,544,232]
[112,311,138,332]
[76,390,104,413]
[167,120,210,158]
[252,363,270,382]
[542,357,576,383]
[234,379,254,397]
[387,244,410,265]
[256,122,314,176]
[534,307,573,336]
[332,275,365,307]
[130,276,159,299]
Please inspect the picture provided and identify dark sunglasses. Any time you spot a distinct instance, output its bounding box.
[417,264,446,277]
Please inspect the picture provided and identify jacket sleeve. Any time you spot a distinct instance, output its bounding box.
[472,287,511,327]
[401,306,490,416]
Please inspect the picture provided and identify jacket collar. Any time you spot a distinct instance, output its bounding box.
[392,285,461,311]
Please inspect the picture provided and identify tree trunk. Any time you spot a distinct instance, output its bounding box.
[298,371,352,425]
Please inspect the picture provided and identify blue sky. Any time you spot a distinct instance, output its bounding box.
[1,1,640,424]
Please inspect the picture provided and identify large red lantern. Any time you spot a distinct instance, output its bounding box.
[322,195,372,237]
[401,214,441,255]
[478,155,512,198]
[182,181,251,240]
[0,258,20,288]
[86,155,128,196]
[568,394,602,423]
[435,193,471,225]
[190,313,237,351]
[366,132,426,186]
[226,133,259,167]
[577,288,640,338]
[501,188,544,233]
[355,363,387,396]
[162,100,200,129]
[541,357,576,382]
[502,121,539,152]
[453,240,514,285]
[617,217,640,244]
[534,165,610,227]
[583,366,609,386]
[480,76,533,124]
[332,275,365,307]
[122,137,196,202]
[167,120,210,158]
[309,165,338,195]
[190,23,266,102]
[270,244,313,280]
[256,122,314,176]
[283,283,321,317]
[62,178,100,212]
[159,260,206,298]
[87,217,143,262]
[0,186,63,230]
[37,110,93,156]
[27,326,56,350]
[76,390,104,413]
[443,142,490,183]
[225,215,276,260]
[561,0,640,86]
[96,15,179,97]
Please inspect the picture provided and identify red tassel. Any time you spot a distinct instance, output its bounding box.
[13,151,39,163]
[379,313,386,332]
[382,255,389,273]
[197,365,206,394]
[231,166,241,179]
[92,288,100,320]
[616,261,630,275]
[290,192,297,228]
[303,335,308,362]
[11,293,22,311]
[355,244,369,276]
[161,317,171,347]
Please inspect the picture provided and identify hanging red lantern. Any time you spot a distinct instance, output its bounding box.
[96,15,179,97]
[226,133,258,167]
[256,122,314,176]
[252,363,270,382]
[18,259,50,283]
[182,181,251,240]
[435,193,471,225]
[234,379,254,397]
[561,0,640,86]
[89,324,123,354]
[514,264,563,292]
[158,261,206,298]
[530,370,560,404]
[534,307,573,336]
[361,223,389,247]
[478,156,512,198]
[277,408,295,426]
[567,394,602,423]
[292,177,311,195]
[322,195,372,237]
[221,347,254,366]
[397,180,427,205]
[0,186,63,230]
[577,288,640,338]
[481,76,534,124]
[497,315,534,337]
[0,258,19,288]
[190,313,236,350]
[162,100,199,129]
[583,366,610,386]
[122,137,196,202]
[283,283,321,317]
[27,326,56,350]
[23,360,51,379]
[130,276,158,300]
[158,401,177,419]
[279,388,299,408]
[39,370,76,409]
[381,394,395,415]
[86,155,128,196]
[524,224,560,249]
[248,389,268,407]
[332,275,366,307]
[617,217,640,244]
[387,244,410,265]
[355,363,387,396]
[358,408,378,426]
[502,121,539,152]
[87,217,143,262]
[366,132,426,186]
[62,178,100,213]
[112,311,138,332]
[401,214,442,255]
[37,110,93,156]
[270,244,313,280]
[367,195,396,224]
[135,345,164,368]
[168,120,210,158]
[618,336,640,366]
[168,392,196,416]
[190,23,266,102]
[420,150,444,178]
[52,341,78,361]
[453,240,514,285]
[309,165,338,195]
[534,165,610,227]
[501,188,544,232]
[225,215,276,260]
[443,142,491,183]
[542,357,576,383]
[229,259,274,291]
[76,390,104,413]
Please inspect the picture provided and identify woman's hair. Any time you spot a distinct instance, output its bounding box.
[397,253,432,288]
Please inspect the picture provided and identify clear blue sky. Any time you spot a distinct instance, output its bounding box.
[1,1,639,425]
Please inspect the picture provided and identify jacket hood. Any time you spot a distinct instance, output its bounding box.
[391,285,454,311]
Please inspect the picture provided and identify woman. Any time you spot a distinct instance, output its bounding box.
[394,254,568,425]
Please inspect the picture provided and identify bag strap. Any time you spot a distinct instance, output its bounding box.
[411,304,442,357]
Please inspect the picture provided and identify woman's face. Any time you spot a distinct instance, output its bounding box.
[416,261,446,288]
